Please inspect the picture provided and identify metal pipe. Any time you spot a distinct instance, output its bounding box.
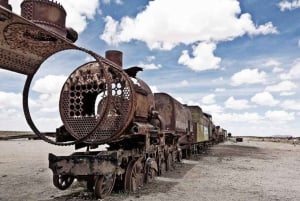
[105,50,123,68]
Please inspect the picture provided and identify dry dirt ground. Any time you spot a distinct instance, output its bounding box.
[0,139,300,201]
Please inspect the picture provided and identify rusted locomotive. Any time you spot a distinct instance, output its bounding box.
[0,0,228,198]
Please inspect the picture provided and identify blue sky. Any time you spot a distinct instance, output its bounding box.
[0,0,299,136]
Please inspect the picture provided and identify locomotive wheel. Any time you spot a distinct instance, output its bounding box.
[124,159,144,193]
[166,153,174,171]
[94,174,116,198]
[53,174,74,190]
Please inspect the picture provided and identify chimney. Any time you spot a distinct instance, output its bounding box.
[105,50,123,68]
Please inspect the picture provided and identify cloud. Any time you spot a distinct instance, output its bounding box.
[102,0,123,4]
[280,60,300,80]
[225,96,251,110]
[150,85,159,93]
[231,68,267,86]
[32,75,67,94]
[281,100,300,110]
[264,59,281,68]
[215,88,226,92]
[201,104,223,114]
[298,39,300,47]
[262,59,283,73]
[265,80,297,92]
[180,80,189,87]
[214,112,263,123]
[9,0,99,33]
[273,67,284,73]
[251,92,279,106]
[201,94,216,105]
[138,62,162,70]
[178,42,221,71]
[100,0,277,50]
[280,92,296,96]
[0,91,22,109]
[265,110,295,121]
[147,56,156,62]
[278,0,300,11]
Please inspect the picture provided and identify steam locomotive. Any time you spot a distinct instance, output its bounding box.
[0,0,228,198]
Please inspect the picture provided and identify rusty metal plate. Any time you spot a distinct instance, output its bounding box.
[60,60,136,144]
[0,6,75,75]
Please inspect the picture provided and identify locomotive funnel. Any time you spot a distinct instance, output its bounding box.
[105,50,123,68]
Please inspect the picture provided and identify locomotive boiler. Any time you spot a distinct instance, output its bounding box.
[0,0,228,198]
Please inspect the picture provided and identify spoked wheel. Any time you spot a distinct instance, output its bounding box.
[94,174,116,199]
[124,159,144,193]
[53,174,74,190]
[166,153,174,171]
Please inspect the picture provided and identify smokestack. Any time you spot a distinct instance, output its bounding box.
[105,50,123,68]
[0,0,12,10]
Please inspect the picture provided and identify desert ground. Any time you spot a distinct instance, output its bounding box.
[0,138,300,201]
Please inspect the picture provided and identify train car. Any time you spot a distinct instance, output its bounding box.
[154,92,193,161]
[185,106,209,154]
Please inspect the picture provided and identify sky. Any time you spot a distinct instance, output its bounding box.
[0,0,299,137]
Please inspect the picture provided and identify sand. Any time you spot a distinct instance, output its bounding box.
[0,139,300,201]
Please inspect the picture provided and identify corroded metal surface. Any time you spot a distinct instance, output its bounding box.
[105,50,123,68]
[60,60,136,143]
[0,4,136,145]
[21,0,67,37]
[154,92,192,134]
[0,6,75,75]
[0,0,12,10]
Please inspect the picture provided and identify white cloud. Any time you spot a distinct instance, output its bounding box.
[264,59,281,68]
[231,68,267,86]
[101,0,277,50]
[150,85,159,93]
[265,80,297,92]
[201,104,223,114]
[265,110,295,121]
[178,42,221,71]
[280,91,296,96]
[298,39,300,47]
[278,0,300,11]
[138,62,162,70]
[280,60,300,80]
[281,100,300,110]
[0,91,22,109]
[10,0,99,33]
[180,80,189,87]
[32,75,67,94]
[225,96,251,110]
[273,67,284,73]
[263,59,283,73]
[251,92,279,106]
[215,88,226,92]
[201,94,216,105]
[214,112,263,123]
[102,0,123,4]
[147,56,156,62]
